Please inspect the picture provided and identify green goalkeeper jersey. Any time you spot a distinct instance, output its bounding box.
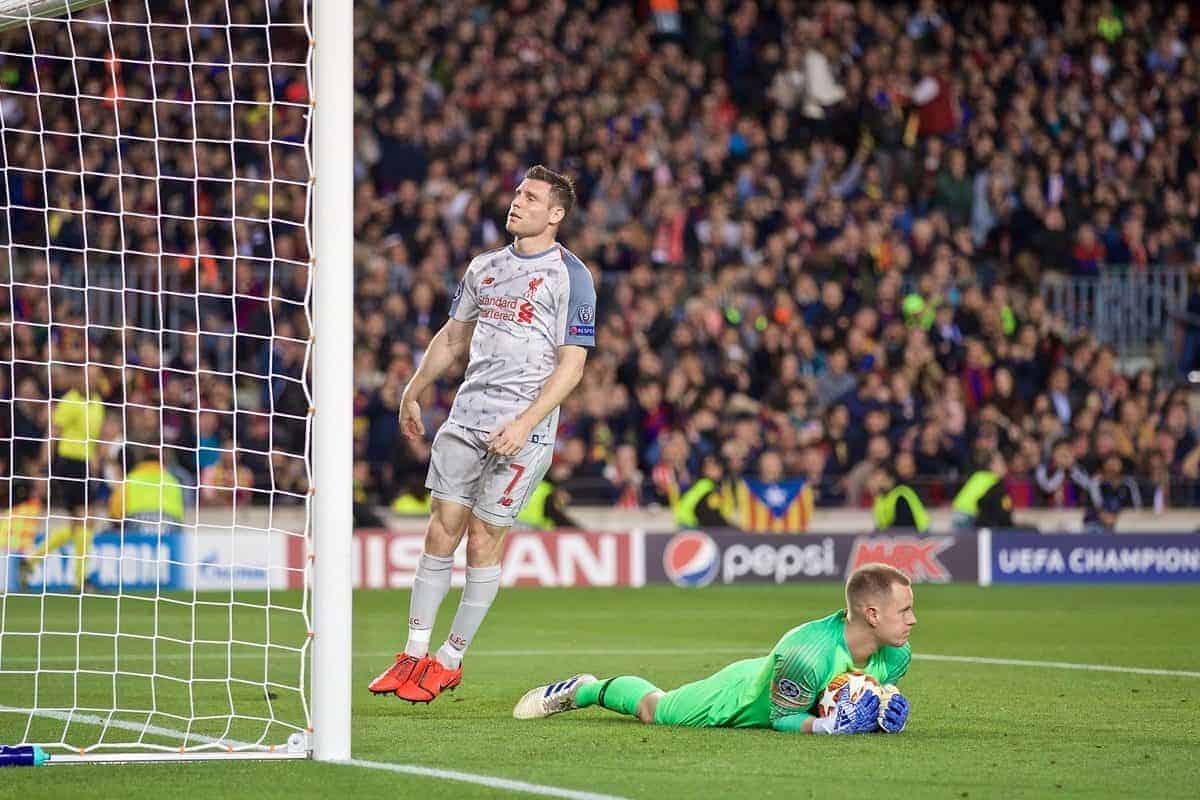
[654,609,911,729]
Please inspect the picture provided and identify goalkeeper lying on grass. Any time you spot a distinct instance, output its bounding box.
[514,563,913,735]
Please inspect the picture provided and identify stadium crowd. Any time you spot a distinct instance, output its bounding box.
[0,0,313,516]
[3,0,1200,529]
[349,0,1200,522]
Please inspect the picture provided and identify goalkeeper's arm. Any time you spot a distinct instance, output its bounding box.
[766,645,908,735]
[772,690,902,738]
[773,692,881,735]
[766,649,876,735]
[773,690,908,735]
[772,713,818,733]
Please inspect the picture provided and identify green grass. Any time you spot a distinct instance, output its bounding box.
[3,584,1199,799]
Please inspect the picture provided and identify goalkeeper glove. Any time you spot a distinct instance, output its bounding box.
[812,691,880,735]
[878,692,909,733]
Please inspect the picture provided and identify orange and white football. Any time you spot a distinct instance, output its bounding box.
[815,670,882,718]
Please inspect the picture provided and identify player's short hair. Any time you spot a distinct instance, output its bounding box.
[845,563,911,619]
[525,164,576,219]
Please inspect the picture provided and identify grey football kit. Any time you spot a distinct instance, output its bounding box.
[426,243,596,526]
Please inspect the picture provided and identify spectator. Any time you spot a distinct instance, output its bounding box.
[1071,225,1106,276]
[108,446,185,533]
[517,477,581,531]
[672,454,732,529]
[974,453,1016,530]
[952,451,1013,530]
[869,466,930,534]
[1084,454,1143,532]
[815,349,857,408]
[1035,438,1094,509]
[603,444,645,510]
[33,365,106,590]
[844,434,893,507]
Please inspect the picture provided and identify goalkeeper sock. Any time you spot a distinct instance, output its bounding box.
[435,564,501,670]
[575,676,660,717]
[404,553,454,658]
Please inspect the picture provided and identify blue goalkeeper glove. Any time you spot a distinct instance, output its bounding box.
[878,692,909,733]
[812,691,880,735]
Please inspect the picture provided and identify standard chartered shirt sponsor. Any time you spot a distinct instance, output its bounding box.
[446,244,596,443]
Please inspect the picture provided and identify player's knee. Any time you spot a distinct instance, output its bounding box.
[635,691,663,724]
[424,501,469,557]
[465,517,507,566]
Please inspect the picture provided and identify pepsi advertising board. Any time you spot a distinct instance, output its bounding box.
[648,531,979,587]
[985,531,1200,584]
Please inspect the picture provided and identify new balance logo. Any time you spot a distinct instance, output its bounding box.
[482,276,495,285]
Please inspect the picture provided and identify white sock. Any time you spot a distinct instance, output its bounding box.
[404,552,453,658]
[436,564,501,669]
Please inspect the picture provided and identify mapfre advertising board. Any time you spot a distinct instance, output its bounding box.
[288,529,646,589]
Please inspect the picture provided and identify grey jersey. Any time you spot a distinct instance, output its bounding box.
[446,243,596,442]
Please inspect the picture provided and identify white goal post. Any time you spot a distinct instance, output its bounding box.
[310,0,351,766]
[0,0,351,763]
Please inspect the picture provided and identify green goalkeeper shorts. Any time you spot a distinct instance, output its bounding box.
[653,658,766,728]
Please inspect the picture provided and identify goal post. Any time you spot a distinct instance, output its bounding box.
[0,0,352,763]
[310,0,352,765]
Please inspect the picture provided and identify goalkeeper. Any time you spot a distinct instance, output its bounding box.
[513,563,914,735]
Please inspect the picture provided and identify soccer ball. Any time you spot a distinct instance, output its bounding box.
[815,670,882,718]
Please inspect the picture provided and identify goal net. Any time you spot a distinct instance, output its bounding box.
[0,0,318,760]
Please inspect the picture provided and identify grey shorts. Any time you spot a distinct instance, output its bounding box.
[425,422,554,527]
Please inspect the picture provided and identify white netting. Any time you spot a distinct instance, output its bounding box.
[0,0,314,756]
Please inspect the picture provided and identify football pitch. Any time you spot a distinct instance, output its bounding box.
[2,583,1198,799]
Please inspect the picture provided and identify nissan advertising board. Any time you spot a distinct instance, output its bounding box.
[289,529,646,589]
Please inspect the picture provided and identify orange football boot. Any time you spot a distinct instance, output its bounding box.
[396,658,463,703]
[368,653,428,695]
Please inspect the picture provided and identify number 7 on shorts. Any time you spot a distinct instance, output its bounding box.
[501,463,525,506]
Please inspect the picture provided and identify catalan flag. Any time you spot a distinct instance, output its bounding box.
[733,478,814,533]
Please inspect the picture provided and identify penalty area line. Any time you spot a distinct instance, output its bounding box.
[338,759,630,800]
[911,653,1200,678]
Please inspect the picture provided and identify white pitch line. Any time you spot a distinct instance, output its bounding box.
[912,653,1200,678]
[0,703,254,749]
[339,759,629,800]
[0,704,628,799]
[7,646,1200,678]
